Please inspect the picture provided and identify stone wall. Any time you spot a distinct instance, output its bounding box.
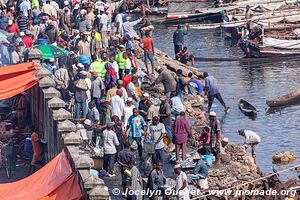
[30,65,110,200]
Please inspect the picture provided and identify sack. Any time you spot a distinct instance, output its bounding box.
[144,142,155,154]
[75,79,88,90]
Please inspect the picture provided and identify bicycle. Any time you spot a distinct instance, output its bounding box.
[0,139,15,179]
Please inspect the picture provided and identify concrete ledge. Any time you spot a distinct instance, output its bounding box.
[48,97,65,108]
[53,108,71,121]
[39,76,56,88]
[79,169,91,182]
[84,175,105,189]
[43,87,61,99]
[36,67,52,78]
[88,185,110,200]
[73,155,94,169]
[64,132,81,145]
[65,145,79,156]
[58,120,76,132]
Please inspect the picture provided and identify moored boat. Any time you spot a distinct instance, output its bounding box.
[266,89,300,107]
[238,99,257,117]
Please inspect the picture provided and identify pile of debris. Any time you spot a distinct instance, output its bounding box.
[272,151,297,164]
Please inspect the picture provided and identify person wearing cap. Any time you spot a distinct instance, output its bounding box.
[208,111,222,164]
[124,97,135,129]
[91,52,108,80]
[78,32,91,57]
[122,16,143,39]
[148,116,166,164]
[110,89,125,120]
[23,30,33,48]
[103,121,120,177]
[174,164,190,200]
[86,101,100,124]
[238,129,260,164]
[42,0,56,18]
[83,119,93,144]
[30,18,40,41]
[138,92,150,119]
[203,72,230,113]
[187,153,209,190]
[117,79,128,102]
[6,19,19,33]
[173,23,188,59]
[91,71,105,110]
[77,9,90,33]
[17,11,28,33]
[116,45,126,78]
[125,108,148,159]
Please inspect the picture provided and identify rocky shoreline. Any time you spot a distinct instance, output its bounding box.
[132,39,266,192]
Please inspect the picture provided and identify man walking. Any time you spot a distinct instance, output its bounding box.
[238,129,261,164]
[203,72,230,113]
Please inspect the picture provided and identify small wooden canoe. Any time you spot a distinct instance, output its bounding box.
[238,99,257,117]
[266,89,300,107]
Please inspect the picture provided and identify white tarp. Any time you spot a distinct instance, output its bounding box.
[263,37,300,49]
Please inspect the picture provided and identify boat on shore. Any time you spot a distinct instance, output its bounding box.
[266,89,300,107]
[238,99,257,117]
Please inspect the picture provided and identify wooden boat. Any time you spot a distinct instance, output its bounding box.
[266,89,300,107]
[238,99,257,117]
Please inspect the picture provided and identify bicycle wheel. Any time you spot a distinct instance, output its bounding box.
[4,156,12,179]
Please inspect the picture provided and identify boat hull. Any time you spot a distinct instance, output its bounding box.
[238,99,257,117]
[162,12,223,24]
[266,89,300,107]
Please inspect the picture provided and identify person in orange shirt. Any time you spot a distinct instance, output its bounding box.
[30,125,43,172]
[139,32,154,75]
[22,30,33,48]
[6,20,19,34]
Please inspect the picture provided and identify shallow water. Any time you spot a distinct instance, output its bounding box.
[153,27,300,175]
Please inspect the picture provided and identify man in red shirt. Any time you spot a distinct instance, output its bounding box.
[22,30,33,48]
[139,32,154,75]
[6,19,19,33]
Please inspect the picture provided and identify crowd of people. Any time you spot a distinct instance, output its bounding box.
[0,0,262,199]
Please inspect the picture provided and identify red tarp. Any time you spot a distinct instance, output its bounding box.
[0,62,39,100]
[0,151,82,200]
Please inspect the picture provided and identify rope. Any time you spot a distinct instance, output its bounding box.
[195,163,300,199]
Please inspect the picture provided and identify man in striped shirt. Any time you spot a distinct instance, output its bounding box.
[17,11,28,33]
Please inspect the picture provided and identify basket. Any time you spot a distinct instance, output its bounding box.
[144,142,155,154]
[1,145,13,156]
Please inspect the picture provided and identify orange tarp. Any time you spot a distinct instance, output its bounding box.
[0,62,39,100]
[0,151,82,200]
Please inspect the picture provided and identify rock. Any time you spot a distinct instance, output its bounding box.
[272,151,296,164]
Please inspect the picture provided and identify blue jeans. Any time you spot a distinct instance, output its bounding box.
[75,101,88,119]
[165,125,172,140]
[144,51,154,74]
[153,148,164,164]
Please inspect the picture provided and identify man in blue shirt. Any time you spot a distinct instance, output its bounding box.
[204,72,230,113]
[126,108,148,159]
[187,72,204,95]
